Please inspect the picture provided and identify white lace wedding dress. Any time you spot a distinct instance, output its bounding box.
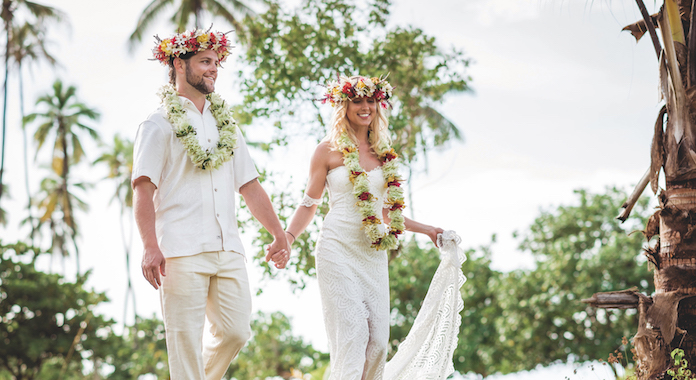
[315,165,466,380]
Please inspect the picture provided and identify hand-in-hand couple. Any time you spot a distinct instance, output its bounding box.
[265,234,291,269]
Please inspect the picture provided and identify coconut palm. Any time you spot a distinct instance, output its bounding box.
[94,134,137,323]
[33,172,90,271]
[582,0,696,377]
[0,0,64,202]
[10,22,60,244]
[24,80,100,274]
[128,0,261,49]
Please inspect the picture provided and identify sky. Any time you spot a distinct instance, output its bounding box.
[0,0,662,378]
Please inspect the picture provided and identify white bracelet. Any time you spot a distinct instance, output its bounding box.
[299,193,322,208]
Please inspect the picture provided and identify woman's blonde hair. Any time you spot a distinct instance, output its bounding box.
[324,85,391,152]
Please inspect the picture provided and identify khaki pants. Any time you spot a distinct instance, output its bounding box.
[160,251,252,380]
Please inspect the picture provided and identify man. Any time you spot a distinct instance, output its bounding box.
[132,28,290,380]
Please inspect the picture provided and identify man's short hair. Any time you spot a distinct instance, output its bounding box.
[167,51,196,85]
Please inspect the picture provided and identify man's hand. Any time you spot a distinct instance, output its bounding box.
[265,234,290,269]
[240,179,292,270]
[142,245,166,289]
[133,177,166,289]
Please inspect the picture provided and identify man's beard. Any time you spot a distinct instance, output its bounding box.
[185,64,214,95]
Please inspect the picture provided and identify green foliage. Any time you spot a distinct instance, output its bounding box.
[238,0,470,290]
[504,188,652,370]
[24,80,100,271]
[26,80,100,170]
[128,0,260,48]
[668,348,696,380]
[387,188,654,377]
[460,188,652,377]
[239,0,471,162]
[387,237,440,355]
[237,168,325,292]
[227,311,329,379]
[99,316,169,379]
[0,241,114,380]
[94,134,134,210]
[0,0,66,204]
[452,242,507,377]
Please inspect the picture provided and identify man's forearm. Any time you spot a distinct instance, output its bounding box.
[240,179,285,236]
[133,179,159,249]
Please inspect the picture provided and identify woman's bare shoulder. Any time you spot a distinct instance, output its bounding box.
[315,140,332,154]
[314,141,344,171]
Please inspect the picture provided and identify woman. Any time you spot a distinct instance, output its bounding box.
[284,75,463,380]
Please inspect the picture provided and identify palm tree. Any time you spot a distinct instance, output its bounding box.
[128,0,261,49]
[10,22,60,244]
[582,0,696,378]
[0,182,8,226]
[94,134,137,324]
[0,0,63,202]
[24,80,100,274]
[33,171,90,270]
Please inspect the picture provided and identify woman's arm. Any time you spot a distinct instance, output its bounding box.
[383,209,444,246]
[285,142,332,245]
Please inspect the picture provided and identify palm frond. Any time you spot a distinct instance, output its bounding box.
[129,0,175,46]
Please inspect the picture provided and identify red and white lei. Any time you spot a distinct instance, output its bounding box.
[338,133,405,251]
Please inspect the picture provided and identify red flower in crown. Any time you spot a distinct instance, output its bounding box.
[342,82,353,95]
[358,192,372,201]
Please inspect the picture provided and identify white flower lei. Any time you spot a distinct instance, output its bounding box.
[158,84,238,170]
[337,133,405,251]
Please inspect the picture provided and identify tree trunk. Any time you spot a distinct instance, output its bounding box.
[59,123,79,275]
[19,64,37,245]
[644,184,696,377]
[0,11,10,202]
[119,197,137,324]
[588,2,696,378]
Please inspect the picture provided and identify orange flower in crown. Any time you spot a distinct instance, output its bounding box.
[321,74,394,108]
[153,28,232,65]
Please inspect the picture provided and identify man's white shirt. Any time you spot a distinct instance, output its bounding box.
[132,96,258,258]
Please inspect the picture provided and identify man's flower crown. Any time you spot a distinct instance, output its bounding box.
[153,28,231,65]
[321,74,394,108]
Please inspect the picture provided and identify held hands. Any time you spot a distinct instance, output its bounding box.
[142,245,166,290]
[265,233,291,269]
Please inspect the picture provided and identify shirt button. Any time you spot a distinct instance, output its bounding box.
[217,236,221,239]
[214,188,218,192]
[208,139,211,142]
[216,213,220,217]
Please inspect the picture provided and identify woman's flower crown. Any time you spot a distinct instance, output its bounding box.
[321,74,394,108]
[153,28,231,65]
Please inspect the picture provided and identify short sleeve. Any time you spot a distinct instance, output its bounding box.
[232,130,259,192]
[132,119,168,189]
